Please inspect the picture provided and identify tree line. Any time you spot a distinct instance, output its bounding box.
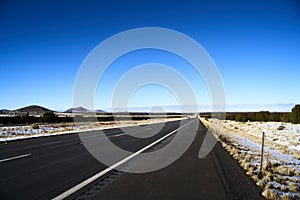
[226,112,292,122]
[0,112,72,125]
[200,105,300,124]
[226,105,300,124]
[0,112,185,125]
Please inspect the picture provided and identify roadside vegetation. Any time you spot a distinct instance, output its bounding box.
[292,105,300,124]
[201,104,300,124]
[0,112,186,125]
[203,118,300,199]
[200,104,300,199]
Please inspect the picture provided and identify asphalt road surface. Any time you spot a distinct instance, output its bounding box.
[0,118,264,200]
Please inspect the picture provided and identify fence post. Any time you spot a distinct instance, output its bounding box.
[260,131,265,171]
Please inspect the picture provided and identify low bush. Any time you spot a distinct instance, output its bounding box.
[31,123,39,129]
[277,125,286,130]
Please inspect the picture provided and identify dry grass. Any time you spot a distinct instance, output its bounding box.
[295,168,300,176]
[289,183,299,192]
[252,174,260,182]
[264,171,273,182]
[279,184,288,192]
[264,153,272,171]
[200,118,300,199]
[243,162,250,171]
[257,180,266,188]
[265,182,274,190]
[63,127,72,131]
[281,146,288,154]
[264,189,279,200]
[290,141,299,146]
[241,150,246,158]
[247,166,255,176]
[244,154,252,162]
[275,166,295,176]
[230,146,238,156]
[280,194,294,200]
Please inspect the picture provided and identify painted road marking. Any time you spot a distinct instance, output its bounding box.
[108,133,127,138]
[52,119,194,200]
[0,153,32,163]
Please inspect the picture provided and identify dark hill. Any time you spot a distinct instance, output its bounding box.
[64,107,91,113]
[95,109,106,113]
[0,109,10,114]
[13,105,53,114]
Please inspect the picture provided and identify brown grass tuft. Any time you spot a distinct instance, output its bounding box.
[257,180,266,188]
[265,183,274,190]
[279,184,287,192]
[280,194,293,200]
[276,166,294,176]
[252,174,260,182]
[264,171,273,182]
[264,153,272,171]
[289,183,299,192]
[244,154,252,162]
[247,166,255,176]
[230,147,238,156]
[241,150,246,158]
[263,189,279,200]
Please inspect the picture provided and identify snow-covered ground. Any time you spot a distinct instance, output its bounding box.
[201,118,300,200]
[0,117,184,142]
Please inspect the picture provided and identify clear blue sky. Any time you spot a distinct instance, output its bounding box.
[0,0,299,111]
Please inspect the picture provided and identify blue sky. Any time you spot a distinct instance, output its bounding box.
[0,0,299,111]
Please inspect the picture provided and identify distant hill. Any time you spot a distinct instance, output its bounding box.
[95,109,106,113]
[0,109,10,114]
[64,107,91,113]
[12,105,53,114]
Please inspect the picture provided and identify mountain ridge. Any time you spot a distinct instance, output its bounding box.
[0,103,296,114]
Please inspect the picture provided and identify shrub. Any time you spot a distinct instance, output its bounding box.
[235,113,247,122]
[41,112,59,123]
[256,111,270,122]
[292,104,300,124]
[277,125,285,130]
[31,123,39,129]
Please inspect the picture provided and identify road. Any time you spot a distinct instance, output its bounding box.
[0,118,263,200]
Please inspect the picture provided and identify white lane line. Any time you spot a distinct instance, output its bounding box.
[108,133,127,138]
[52,119,195,200]
[0,153,32,163]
